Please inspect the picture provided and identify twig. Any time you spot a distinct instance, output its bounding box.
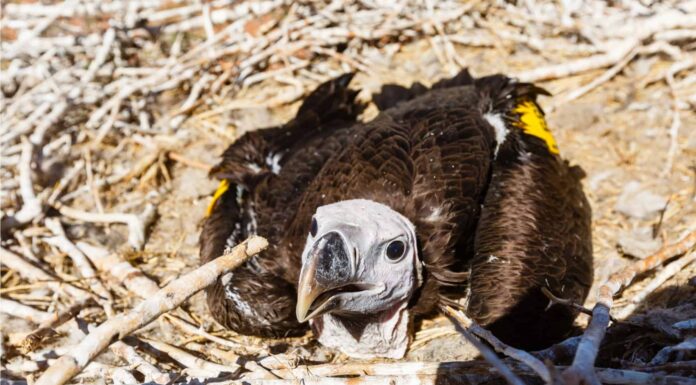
[649,338,696,365]
[79,241,254,355]
[514,38,639,82]
[162,314,247,351]
[56,203,157,250]
[112,367,139,385]
[562,230,696,385]
[76,241,160,297]
[440,305,551,383]
[0,298,51,324]
[661,59,689,178]
[43,218,113,306]
[673,319,696,331]
[80,28,116,84]
[552,47,639,108]
[19,297,97,354]
[615,251,695,320]
[214,367,696,385]
[168,151,213,171]
[33,236,267,385]
[1,138,42,233]
[439,305,527,385]
[109,340,172,385]
[141,338,239,377]
[533,336,582,362]
[0,247,95,301]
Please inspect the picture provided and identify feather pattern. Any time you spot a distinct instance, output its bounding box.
[200,70,593,348]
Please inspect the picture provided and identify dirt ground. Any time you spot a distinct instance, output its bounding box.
[1,0,695,383]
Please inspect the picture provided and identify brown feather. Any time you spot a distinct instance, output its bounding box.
[199,71,593,349]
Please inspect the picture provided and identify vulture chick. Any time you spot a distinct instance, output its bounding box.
[200,71,593,359]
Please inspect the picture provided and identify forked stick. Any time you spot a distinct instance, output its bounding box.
[33,236,268,385]
[440,305,527,385]
[56,203,156,250]
[441,305,551,383]
[562,230,696,385]
[1,139,42,232]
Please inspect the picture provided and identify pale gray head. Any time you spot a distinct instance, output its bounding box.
[296,199,421,352]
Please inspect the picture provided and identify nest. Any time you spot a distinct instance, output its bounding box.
[1,0,695,384]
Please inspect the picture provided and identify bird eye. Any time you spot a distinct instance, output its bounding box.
[386,240,405,260]
[310,218,318,237]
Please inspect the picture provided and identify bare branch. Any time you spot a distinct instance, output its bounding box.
[562,230,696,385]
[33,236,267,385]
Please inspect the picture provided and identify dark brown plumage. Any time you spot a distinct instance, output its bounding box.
[199,70,593,350]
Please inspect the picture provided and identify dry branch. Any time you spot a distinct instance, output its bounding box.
[221,366,696,385]
[1,139,42,233]
[19,297,96,354]
[141,338,239,377]
[0,298,51,324]
[33,236,267,385]
[440,305,527,385]
[56,203,157,250]
[615,251,695,320]
[44,218,113,304]
[0,247,95,300]
[513,39,639,82]
[2,1,695,383]
[440,305,552,383]
[108,340,172,384]
[562,230,696,385]
[162,314,247,351]
[76,241,160,297]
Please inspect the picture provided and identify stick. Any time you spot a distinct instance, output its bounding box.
[162,314,248,351]
[533,336,581,362]
[211,367,696,385]
[615,251,695,320]
[141,338,239,377]
[76,241,160,297]
[649,338,696,365]
[0,247,95,300]
[439,305,527,385]
[19,297,97,354]
[661,60,688,177]
[1,139,42,233]
[168,151,213,171]
[44,219,113,304]
[552,47,639,107]
[513,38,639,82]
[0,298,51,324]
[440,305,550,383]
[108,340,172,384]
[562,230,696,385]
[33,236,267,385]
[56,203,157,250]
[673,319,696,331]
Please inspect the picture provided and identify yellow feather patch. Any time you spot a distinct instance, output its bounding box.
[206,180,230,217]
[513,101,559,154]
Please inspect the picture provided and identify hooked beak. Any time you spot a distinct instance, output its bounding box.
[296,232,371,322]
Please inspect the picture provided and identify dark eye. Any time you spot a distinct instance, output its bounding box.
[386,240,405,260]
[310,218,318,237]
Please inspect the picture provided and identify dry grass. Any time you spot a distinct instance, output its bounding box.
[1,0,695,384]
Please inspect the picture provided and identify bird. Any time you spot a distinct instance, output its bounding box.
[199,70,593,358]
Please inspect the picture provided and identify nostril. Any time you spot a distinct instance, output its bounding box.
[315,232,351,284]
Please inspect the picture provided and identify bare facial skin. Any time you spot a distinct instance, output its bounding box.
[296,199,421,358]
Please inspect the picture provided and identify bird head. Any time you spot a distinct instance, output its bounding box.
[296,199,421,323]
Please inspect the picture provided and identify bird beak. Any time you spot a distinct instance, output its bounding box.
[296,232,353,322]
